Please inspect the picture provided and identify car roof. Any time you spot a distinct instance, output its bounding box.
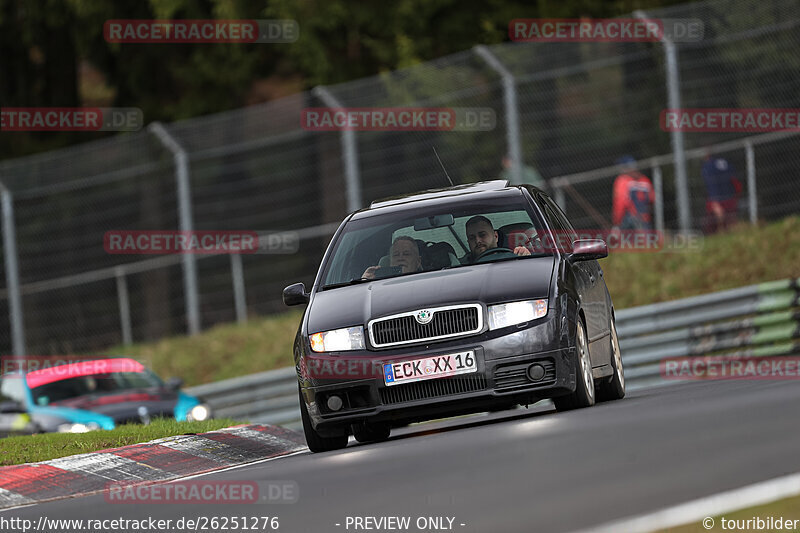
[358,180,537,217]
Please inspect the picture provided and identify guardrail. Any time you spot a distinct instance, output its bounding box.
[185,278,800,429]
[617,278,800,388]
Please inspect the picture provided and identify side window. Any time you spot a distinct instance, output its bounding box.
[540,194,577,243]
[536,198,571,253]
[540,202,563,232]
[550,199,576,234]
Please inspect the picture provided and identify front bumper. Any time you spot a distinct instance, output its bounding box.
[299,316,577,434]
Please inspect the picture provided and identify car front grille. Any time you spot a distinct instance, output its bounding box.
[369,304,482,348]
[379,375,486,405]
[494,359,556,391]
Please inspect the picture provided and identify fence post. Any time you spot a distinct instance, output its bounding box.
[635,10,691,233]
[744,141,758,225]
[652,165,664,232]
[311,86,362,212]
[115,267,133,346]
[0,182,26,355]
[230,254,247,324]
[149,122,201,335]
[474,45,523,185]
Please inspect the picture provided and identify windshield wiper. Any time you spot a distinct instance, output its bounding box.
[323,277,372,290]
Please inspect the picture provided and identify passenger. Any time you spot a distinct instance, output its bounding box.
[465,215,531,263]
[362,236,423,279]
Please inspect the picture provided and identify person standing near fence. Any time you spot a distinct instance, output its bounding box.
[612,155,655,230]
[701,152,742,234]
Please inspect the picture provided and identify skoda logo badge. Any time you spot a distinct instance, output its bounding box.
[416,309,433,324]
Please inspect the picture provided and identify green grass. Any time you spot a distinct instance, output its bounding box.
[108,217,800,388]
[0,418,240,466]
[656,493,800,532]
[603,217,800,309]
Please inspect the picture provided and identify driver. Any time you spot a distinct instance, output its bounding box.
[362,236,423,279]
[465,215,531,262]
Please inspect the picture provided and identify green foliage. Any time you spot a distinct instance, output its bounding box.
[1,0,692,158]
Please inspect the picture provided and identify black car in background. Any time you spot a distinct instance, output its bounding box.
[284,180,624,452]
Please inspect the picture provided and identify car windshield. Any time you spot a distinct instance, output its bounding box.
[321,195,550,288]
[30,370,163,406]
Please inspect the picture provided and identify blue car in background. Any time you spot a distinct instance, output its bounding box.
[0,357,210,435]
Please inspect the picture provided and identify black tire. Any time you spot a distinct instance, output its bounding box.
[553,318,596,411]
[299,388,348,453]
[352,422,391,444]
[596,314,625,402]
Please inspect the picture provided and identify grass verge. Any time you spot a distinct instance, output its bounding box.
[109,217,800,387]
[0,418,240,466]
[602,216,800,308]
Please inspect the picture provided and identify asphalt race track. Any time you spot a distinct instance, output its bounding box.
[4,380,800,533]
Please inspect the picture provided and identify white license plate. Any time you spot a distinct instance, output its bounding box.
[383,351,477,386]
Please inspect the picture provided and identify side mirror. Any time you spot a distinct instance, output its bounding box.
[0,400,27,414]
[165,377,184,390]
[570,239,608,261]
[283,282,309,306]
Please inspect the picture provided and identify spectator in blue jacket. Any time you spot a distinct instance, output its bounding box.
[702,152,742,233]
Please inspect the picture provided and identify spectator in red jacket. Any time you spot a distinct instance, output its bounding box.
[612,156,655,230]
[702,152,742,234]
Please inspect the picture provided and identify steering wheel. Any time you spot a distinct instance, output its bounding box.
[475,246,514,262]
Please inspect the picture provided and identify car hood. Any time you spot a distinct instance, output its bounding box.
[309,255,555,333]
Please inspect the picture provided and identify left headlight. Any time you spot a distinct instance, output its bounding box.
[187,404,211,422]
[487,299,548,330]
[309,326,365,352]
[57,422,101,433]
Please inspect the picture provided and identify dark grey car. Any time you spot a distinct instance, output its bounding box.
[284,180,624,452]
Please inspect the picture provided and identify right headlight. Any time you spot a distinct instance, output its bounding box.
[309,326,365,352]
[487,299,548,330]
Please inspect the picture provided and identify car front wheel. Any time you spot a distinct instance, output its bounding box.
[553,318,595,411]
[299,388,349,453]
[596,314,625,402]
